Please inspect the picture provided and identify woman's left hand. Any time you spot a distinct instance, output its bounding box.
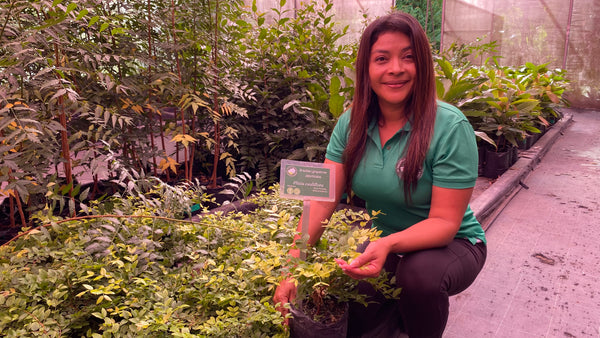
[335,239,391,279]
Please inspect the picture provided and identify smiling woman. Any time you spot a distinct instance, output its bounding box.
[274,11,487,338]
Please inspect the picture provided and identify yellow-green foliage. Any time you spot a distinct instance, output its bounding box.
[0,184,393,337]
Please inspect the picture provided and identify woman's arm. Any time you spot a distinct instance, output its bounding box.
[274,159,346,322]
[288,159,347,257]
[337,185,473,279]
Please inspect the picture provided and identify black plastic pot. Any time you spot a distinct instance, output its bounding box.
[518,134,535,150]
[483,147,514,178]
[289,301,349,338]
[478,145,486,176]
[510,145,519,165]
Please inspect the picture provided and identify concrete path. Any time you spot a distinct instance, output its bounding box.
[445,108,600,337]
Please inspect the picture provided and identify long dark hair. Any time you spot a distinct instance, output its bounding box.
[342,12,437,202]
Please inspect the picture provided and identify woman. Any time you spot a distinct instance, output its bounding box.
[274,12,487,338]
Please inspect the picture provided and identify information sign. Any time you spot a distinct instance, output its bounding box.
[279,159,335,202]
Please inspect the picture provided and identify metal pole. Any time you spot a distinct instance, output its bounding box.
[440,0,446,51]
[563,0,575,70]
[300,200,311,260]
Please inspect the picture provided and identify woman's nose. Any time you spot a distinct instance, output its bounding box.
[389,57,405,74]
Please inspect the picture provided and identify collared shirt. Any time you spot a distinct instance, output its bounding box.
[326,101,486,244]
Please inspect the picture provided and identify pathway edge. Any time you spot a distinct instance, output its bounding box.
[471,111,574,230]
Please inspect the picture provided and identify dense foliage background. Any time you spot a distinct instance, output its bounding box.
[396,0,443,51]
[0,0,355,225]
[1,0,568,228]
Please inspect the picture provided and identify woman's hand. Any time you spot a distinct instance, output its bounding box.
[335,239,391,279]
[273,278,297,325]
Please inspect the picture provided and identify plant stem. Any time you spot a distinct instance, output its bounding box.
[171,0,189,182]
[53,43,74,215]
[147,0,158,176]
[209,0,221,189]
[0,0,15,41]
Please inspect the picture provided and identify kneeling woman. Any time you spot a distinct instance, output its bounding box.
[274,11,487,338]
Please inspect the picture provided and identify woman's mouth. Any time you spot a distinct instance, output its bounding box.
[384,81,407,88]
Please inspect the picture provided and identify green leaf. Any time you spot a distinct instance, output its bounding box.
[487,101,503,111]
[111,27,125,36]
[258,28,267,40]
[88,16,99,26]
[80,187,90,201]
[438,58,454,80]
[435,78,446,99]
[462,110,488,117]
[76,9,89,21]
[522,125,541,133]
[66,3,77,14]
[60,182,73,195]
[329,76,341,94]
[474,131,496,148]
[329,95,344,118]
[443,81,477,103]
[513,99,540,113]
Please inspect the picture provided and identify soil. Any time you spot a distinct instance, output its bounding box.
[298,296,347,325]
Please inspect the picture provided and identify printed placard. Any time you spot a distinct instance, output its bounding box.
[279,159,335,201]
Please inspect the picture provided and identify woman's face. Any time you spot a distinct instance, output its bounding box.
[368,31,416,115]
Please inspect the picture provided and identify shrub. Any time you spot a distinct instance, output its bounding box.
[435,40,570,149]
[0,176,393,336]
[230,0,356,185]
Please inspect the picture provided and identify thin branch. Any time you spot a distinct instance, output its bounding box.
[0,0,16,42]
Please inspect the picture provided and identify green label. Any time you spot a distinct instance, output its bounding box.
[279,160,335,201]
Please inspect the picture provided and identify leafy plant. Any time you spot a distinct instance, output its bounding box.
[287,209,401,324]
[396,0,444,51]
[0,0,253,225]
[0,172,399,337]
[230,0,356,186]
[218,172,260,204]
[0,183,282,336]
[435,40,570,150]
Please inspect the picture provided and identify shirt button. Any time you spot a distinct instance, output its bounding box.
[386,146,391,150]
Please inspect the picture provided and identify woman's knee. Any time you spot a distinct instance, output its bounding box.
[394,250,448,294]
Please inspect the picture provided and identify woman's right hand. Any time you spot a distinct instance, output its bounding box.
[273,277,297,325]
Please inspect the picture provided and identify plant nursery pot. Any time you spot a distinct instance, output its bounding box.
[478,145,486,176]
[538,124,547,135]
[483,148,513,178]
[289,300,349,338]
[518,134,536,150]
[510,145,519,166]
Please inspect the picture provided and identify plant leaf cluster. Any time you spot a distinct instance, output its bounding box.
[435,40,570,150]
[229,0,356,185]
[396,0,444,51]
[0,171,395,336]
[0,0,356,227]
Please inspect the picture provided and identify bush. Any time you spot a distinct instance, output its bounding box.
[0,177,393,336]
[435,40,569,150]
[230,0,356,185]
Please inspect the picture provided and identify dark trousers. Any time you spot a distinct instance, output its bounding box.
[348,238,487,338]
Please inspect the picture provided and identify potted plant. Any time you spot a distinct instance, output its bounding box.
[280,209,400,338]
[434,41,570,179]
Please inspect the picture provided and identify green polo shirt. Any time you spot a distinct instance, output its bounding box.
[326,101,486,244]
